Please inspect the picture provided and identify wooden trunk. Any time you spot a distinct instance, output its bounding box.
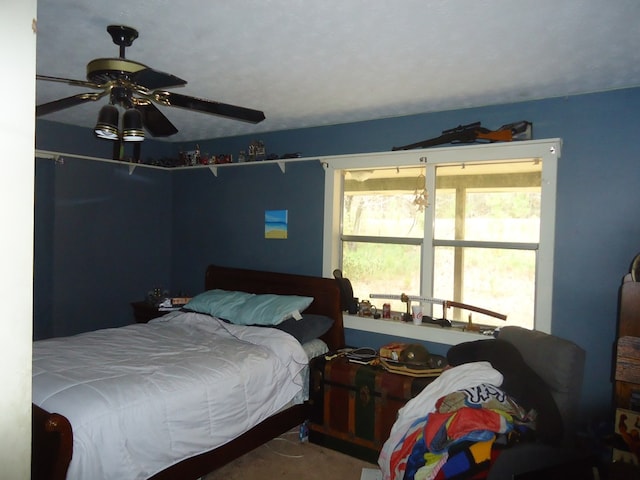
[308,355,437,463]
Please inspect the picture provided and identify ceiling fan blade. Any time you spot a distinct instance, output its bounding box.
[36,74,101,89]
[155,91,266,124]
[136,102,178,137]
[130,68,187,90]
[36,92,106,116]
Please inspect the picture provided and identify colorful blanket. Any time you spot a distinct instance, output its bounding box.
[387,382,535,480]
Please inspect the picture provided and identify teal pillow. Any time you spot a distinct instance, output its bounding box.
[238,293,313,326]
[184,289,253,320]
[183,289,313,326]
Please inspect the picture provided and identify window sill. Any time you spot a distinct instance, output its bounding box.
[343,314,493,346]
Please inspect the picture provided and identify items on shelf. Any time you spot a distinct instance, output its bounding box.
[391,120,533,151]
[146,288,191,309]
[247,140,266,161]
[179,145,233,166]
[136,139,302,167]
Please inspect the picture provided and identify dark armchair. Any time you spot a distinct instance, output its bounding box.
[486,326,591,478]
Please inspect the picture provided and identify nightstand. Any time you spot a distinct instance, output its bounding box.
[308,354,439,463]
[130,301,169,323]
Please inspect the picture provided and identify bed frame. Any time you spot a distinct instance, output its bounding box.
[32,264,345,480]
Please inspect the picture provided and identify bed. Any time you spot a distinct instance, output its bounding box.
[31,264,345,480]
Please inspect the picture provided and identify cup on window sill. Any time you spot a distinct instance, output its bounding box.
[411,305,423,325]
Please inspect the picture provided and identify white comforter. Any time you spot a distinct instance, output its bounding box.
[32,311,308,480]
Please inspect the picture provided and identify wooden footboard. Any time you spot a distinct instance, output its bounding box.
[32,404,73,480]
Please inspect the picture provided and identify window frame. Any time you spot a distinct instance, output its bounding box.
[323,139,561,335]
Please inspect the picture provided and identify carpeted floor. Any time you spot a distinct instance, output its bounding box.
[204,431,379,480]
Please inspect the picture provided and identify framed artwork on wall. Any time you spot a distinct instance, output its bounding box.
[265,210,288,239]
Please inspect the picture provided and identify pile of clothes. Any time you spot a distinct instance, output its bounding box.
[379,339,563,480]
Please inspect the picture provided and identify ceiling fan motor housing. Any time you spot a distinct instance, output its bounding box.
[86,58,147,85]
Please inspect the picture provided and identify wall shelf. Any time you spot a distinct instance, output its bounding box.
[37,139,560,177]
[35,149,322,175]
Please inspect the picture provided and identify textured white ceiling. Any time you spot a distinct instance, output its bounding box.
[35,0,640,142]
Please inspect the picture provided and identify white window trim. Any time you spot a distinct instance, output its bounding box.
[322,139,561,342]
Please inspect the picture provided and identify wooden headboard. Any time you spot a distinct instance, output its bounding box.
[204,264,345,351]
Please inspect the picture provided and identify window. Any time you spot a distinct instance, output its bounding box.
[323,140,560,334]
[341,166,425,314]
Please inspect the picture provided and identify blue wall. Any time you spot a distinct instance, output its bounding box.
[170,160,326,295]
[193,89,640,426]
[34,123,173,338]
[34,87,640,429]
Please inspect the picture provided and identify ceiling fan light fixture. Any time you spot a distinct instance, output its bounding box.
[122,108,145,142]
[94,105,119,140]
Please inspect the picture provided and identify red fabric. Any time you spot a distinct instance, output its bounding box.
[424,408,505,450]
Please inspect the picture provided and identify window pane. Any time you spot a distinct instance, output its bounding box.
[343,167,425,238]
[342,241,421,313]
[433,246,535,329]
[434,162,541,243]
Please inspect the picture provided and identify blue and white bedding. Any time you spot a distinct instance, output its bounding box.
[32,310,310,480]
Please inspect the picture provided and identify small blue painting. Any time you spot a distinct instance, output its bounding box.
[265,209,288,239]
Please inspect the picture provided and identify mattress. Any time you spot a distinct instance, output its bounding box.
[32,310,309,480]
[296,337,329,403]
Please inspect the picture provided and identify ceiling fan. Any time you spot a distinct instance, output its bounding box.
[36,25,266,141]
